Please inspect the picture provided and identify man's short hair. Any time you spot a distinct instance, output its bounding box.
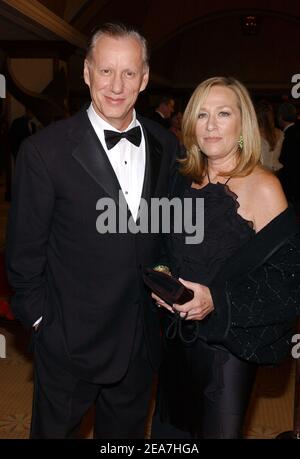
[157,95,174,107]
[86,22,149,69]
[278,102,297,123]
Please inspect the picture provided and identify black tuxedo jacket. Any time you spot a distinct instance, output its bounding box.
[150,111,171,129]
[6,109,179,383]
[279,123,300,198]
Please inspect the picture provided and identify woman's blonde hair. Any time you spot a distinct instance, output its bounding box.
[181,76,261,182]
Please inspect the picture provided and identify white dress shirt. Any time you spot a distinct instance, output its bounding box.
[87,103,146,222]
[283,122,295,132]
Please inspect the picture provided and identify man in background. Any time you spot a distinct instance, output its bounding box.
[150,95,175,129]
[278,102,300,211]
[9,107,37,161]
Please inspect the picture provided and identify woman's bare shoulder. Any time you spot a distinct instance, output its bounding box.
[246,166,288,232]
[249,166,284,194]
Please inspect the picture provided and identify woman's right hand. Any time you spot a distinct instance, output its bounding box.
[172,279,214,320]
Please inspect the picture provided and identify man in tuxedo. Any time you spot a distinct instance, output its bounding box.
[278,102,300,210]
[6,23,179,438]
[9,107,37,161]
[150,95,175,129]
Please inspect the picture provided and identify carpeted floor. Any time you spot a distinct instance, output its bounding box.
[0,176,296,439]
[0,317,295,439]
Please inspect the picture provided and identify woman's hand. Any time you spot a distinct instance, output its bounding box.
[151,292,174,313]
[173,278,214,320]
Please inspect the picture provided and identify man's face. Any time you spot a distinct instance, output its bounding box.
[84,35,149,131]
[166,99,175,118]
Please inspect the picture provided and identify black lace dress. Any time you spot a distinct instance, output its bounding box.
[171,178,254,283]
[153,178,258,439]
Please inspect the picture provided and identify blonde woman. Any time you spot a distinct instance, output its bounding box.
[151,77,300,438]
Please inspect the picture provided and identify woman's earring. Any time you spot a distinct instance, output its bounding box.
[238,135,244,150]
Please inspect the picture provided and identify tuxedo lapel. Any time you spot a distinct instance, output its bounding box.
[71,113,121,203]
[140,122,163,203]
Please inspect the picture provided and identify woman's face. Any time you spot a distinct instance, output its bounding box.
[195,85,242,161]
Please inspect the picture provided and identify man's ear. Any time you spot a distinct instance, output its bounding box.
[83,59,90,87]
[139,70,149,93]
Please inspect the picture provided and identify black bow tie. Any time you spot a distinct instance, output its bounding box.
[104,126,142,150]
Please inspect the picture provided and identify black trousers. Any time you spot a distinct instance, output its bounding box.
[152,336,257,439]
[30,316,154,439]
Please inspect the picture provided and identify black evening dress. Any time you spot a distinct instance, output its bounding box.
[153,176,258,439]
